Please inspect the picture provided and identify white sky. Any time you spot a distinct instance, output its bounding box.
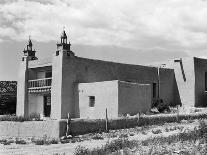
[1,0,207,80]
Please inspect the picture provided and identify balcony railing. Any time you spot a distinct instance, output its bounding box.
[28,78,52,89]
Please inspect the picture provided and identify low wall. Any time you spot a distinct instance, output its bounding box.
[69,112,207,135]
[0,112,207,138]
[0,120,62,138]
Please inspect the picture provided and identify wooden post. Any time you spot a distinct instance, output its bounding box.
[66,113,71,137]
[176,105,180,122]
[137,112,140,126]
[105,108,109,132]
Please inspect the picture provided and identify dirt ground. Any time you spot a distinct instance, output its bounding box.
[0,119,204,155]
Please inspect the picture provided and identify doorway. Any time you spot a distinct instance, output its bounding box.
[44,95,51,117]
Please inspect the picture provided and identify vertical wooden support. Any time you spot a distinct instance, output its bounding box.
[66,113,71,136]
[105,108,109,132]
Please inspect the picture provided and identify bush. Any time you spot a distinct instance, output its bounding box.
[74,145,89,155]
[156,99,170,113]
[32,139,45,145]
[0,139,14,145]
[31,135,58,145]
[0,81,17,115]
[50,138,59,144]
[91,134,104,140]
[15,138,27,144]
[151,129,162,134]
[60,137,83,144]
[0,113,41,122]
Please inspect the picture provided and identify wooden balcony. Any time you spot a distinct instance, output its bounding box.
[28,78,52,93]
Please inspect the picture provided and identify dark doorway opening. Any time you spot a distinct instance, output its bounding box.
[44,95,51,117]
[152,83,157,98]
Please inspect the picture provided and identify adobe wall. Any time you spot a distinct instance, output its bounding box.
[164,58,195,107]
[118,81,151,115]
[53,54,177,119]
[0,121,61,138]
[51,52,64,119]
[173,58,195,107]
[16,57,29,117]
[194,57,207,107]
[28,94,43,116]
[78,81,118,119]
[159,68,180,106]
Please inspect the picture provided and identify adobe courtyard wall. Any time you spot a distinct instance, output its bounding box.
[118,81,151,115]
[2,112,207,139]
[0,121,61,138]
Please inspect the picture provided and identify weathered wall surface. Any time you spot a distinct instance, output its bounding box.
[0,121,61,138]
[194,57,207,107]
[28,94,43,115]
[79,81,118,119]
[164,58,195,107]
[1,112,207,138]
[55,55,176,119]
[118,81,151,115]
[159,68,180,106]
[16,57,29,117]
[51,52,64,119]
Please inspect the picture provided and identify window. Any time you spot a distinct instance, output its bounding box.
[152,83,157,98]
[45,71,52,78]
[56,51,59,56]
[205,72,207,91]
[89,96,95,107]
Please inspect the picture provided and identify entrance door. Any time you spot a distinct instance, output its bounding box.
[44,95,51,117]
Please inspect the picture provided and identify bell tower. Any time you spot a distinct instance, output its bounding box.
[51,29,75,119]
[22,36,38,61]
[56,29,74,57]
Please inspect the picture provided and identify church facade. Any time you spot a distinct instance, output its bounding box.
[16,30,207,120]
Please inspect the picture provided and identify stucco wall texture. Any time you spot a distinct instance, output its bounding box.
[0,121,61,138]
[79,81,118,119]
[194,57,207,107]
[28,94,43,116]
[163,57,207,107]
[79,81,151,119]
[50,53,177,119]
[118,81,151,116]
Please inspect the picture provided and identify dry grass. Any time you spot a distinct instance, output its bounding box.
[74,119,207,155]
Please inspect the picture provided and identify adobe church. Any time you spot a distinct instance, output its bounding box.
[16,30,207,119]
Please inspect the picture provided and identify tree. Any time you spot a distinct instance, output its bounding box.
[0,81,17,115]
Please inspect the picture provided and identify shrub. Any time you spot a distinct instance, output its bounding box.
[74,145,89,155]
[31,135,57,145]
[129,133,135,136]
[15,138,27,144]
[0,139,7,144]
[32,139,45,145]
[91,134,104,140]
[119,133,128,138]
[27,113,40,121]
[50,138,59,144]
[165,127,170,132]
[0,139,14,145]
[151,129,162,134]
[0,113,41,122]
[60,137,83,144]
